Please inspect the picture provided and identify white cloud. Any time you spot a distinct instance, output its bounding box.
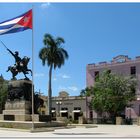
[57,73,71,79]
[53,77,57,81]
[58,85,79,93]
[62,74,71,79]
[58,86,67,91]
[68,86,78,92]
[40,3,51,9]
[34,73,45,77]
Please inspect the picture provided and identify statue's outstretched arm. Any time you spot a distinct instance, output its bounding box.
[7,49,15,57]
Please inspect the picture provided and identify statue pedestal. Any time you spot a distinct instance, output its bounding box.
[0,80,32,121]
[0,79,51,122]
[7,79,32,101]
[116,117,123,125]
[1,100,32,121]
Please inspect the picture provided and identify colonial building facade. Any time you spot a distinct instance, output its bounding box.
[39,91,91,121]
[86,55,140,120]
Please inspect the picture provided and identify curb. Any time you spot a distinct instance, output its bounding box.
[30,128,55,133]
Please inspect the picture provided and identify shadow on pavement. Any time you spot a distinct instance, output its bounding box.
[53,133,109,135]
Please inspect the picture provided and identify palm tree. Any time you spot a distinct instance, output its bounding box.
[39,34,69,116]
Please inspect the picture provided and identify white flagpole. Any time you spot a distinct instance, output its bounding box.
[31,5,35,131]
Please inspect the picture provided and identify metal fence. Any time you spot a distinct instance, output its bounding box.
[87,118,134,125]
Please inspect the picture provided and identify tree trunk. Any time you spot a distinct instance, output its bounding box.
[48,64,52,116]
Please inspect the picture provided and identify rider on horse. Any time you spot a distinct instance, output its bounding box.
[6,48,32,80]
[7,49,22,71]
[0,41,32,80]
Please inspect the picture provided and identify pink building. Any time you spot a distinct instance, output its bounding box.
[86,55,140,121]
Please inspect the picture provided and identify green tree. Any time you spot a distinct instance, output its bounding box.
[80,87,93,97]
[89,71,136,119]
[39,34,69,116]
[0,76,8,113]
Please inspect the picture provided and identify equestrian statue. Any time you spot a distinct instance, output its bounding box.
[1,41,32,80]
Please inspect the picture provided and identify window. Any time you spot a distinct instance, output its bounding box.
[95,71,99,77]
[51,107,56,110]
[61,107,68,110]
[89,111,93,120]
[74,107,81,110]
[130,66,136,75]
[94,71,99,81]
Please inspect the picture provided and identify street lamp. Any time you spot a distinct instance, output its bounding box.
[137,98,140,116]
[129,108,131,119]
[56,101,62,117]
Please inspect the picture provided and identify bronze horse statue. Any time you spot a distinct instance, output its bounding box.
[0,42,32,80]
[7,56,32,80]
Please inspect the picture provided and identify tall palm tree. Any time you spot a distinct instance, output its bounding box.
[39,34,69,116]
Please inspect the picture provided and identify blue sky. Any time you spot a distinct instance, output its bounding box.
[0,3,140,96]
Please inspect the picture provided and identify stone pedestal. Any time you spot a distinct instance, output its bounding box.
[1,100,32,121]
[0,80,32,121]
[0,80,50,123]
[116,117,123,125]
[4,100,31,112]
[78,116,84,124]
[137,117,140,125]
[56,117,67,122]
[7,80,32,101]
[78,116,87,124]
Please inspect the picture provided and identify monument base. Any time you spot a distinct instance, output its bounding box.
[0,120,66,129]
[0,113,51,122]
[0,80,52,123]
[0,114,32,121]
[0,100,32,121]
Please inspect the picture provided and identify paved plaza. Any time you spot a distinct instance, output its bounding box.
[0,125,140,138]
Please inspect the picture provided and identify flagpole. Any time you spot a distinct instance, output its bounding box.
[31,5,35,131]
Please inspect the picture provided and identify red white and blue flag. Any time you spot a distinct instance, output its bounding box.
[0,9,32,35]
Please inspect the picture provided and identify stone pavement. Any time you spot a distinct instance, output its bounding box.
[0,125,140,138]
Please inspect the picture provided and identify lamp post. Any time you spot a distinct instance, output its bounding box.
[129,108,131,119]
[137,98,140,116]
[56,101,62,117]
[137,97,140,125]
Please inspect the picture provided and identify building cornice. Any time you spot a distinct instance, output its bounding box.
[87,55,140,70]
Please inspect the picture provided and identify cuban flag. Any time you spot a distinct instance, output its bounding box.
[0,9,32,35]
